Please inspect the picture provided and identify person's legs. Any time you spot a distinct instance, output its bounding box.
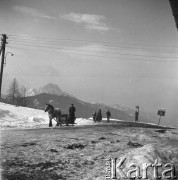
[56,117,62,126]
[72,114,74,125]
[49,119,52,127]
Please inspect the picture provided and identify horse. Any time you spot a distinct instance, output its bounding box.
[44,104,68,127]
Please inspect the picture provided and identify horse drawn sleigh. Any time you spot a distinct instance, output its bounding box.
[44,104,75,127]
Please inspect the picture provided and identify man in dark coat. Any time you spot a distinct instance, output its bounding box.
[135,106,139,122]
[106,110,111,123]
[92,112,97,122]
[69,104,76,125]
[96,109,102,122]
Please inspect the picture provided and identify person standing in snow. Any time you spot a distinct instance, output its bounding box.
[69,104,76,125]
[106,110,111,123]
[135,106,139,122]
[92,112,97,122]
[96,109,102,122]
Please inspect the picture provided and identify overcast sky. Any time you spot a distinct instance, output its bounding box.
[0,0,178,127]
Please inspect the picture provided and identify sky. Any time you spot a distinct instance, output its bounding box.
[0,0,178,127]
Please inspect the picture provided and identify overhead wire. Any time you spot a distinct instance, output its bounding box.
[7,34,178,57]
[4,33,178,62]
[8,45,178,62]
[7,38,178,59]
[7,34,178,48]
[8,44,178,59]
[8,39,178,53]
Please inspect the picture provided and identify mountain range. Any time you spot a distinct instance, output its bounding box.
[27,83,63,96]
[25,83,157,124]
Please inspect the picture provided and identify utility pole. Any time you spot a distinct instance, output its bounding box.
[0,34,8,99]
[169,0,178,30]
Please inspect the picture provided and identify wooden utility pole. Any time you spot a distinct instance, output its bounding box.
[0,34,7,99]
[169,0,178,30]
[158,115,162,126]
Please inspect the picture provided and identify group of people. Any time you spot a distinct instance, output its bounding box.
[92,109,111,123]
[69,104,112,124]
[69,103,139,124]
[92,107,140,123]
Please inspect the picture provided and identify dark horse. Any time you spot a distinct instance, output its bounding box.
[44,104,68,127]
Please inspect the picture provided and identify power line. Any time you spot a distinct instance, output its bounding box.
[7,34,178,48]
[7,43,178,59]
[8,45,178,62]
[8,34,178,56]
[6,33,178,62]
[8,39,178,53]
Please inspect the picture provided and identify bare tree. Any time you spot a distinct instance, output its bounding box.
[20,86,27,106]
[7,78,20,104]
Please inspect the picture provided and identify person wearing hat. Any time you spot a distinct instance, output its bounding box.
[69,104,76,125]
[106,110,111,123]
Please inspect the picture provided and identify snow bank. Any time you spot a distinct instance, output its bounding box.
[96,144,178,180]
[0,103,99,129]
[115,144,178,179]
[75,118,95,126]
[0,103,49,129]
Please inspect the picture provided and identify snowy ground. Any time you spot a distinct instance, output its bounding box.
[1,103,178,180]
[0,102,97,129]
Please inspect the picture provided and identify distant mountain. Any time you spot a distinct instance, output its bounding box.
[27,83,63,96]
[25,93,153,123]
[25,83,157,123]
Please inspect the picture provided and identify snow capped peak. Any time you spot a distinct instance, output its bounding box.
[42,83,63,95]
[27,83,63,96]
